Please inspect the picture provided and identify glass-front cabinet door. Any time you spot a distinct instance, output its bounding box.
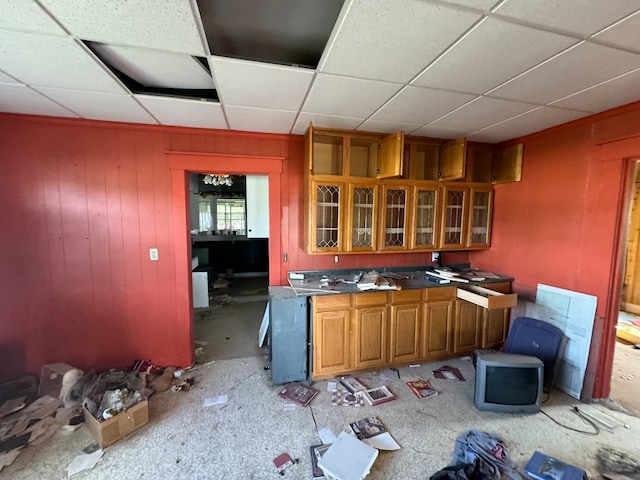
[439,185,468,250]
[379,184,410,251]
[410,184,439,250]
[308,181,344,253]
[346,182,378,252]
[468,187,493,248]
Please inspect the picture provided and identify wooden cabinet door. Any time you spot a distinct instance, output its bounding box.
[313,309,351,376]
[352,306,388,369]
[493,144,523,183]
[453,300,482,355]
[467,187,493,248]
[377,131,404,178]
[346,182,378,252]
[439,137,467,180]
[482,308,510,349]
[308,180,344,253]
[379,184,410,251]
[390,304,421,363]
[422,300,453,359]
[410,184,440,250]
[439,185,468,250]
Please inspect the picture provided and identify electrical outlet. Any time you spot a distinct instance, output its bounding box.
[149,248,159,261]
[431,252,440,262]
[334,255,339,263]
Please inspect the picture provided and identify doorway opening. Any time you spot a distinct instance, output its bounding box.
[188,173,270,363]
[613,159,640,416]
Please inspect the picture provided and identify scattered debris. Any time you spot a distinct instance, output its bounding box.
[318,431,378,480]
[433,365,465,381]
[171,377,194,393]
[213,277,230,289]
[273,452,298,475]
[203,395,228,407]
[349,416,400,450]
[151,367,177,392]
[277,382,319,407]
[67,448,104,477]
[317,427,337,445]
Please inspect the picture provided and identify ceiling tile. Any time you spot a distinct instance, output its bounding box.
[0,30,126,93]
[35,87,157,124]
[469,106,590,142]
[593,11,640,52]
[39,0,206,55]
[135,95,227,129]
[487,42,640,104]
[303,74,401,118]
[0,0,66,35]
[358,119,424,134]
[432,96,538,130]
[493,0,640,36]
[320,0,481,82]
[437,0,499,10]
[0,70,20,84]
[373,86,477,124]
[211,57,314,110]
[0,84,77,118]
[413,18,578,94]
[224,105,297,134]
[550,68,640,113]
[411,124,472,139]
[292,113,363,135]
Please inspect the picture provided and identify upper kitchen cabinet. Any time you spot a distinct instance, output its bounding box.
[402,137,467,181]
[466,142,523,184]
[305,123,404,179]
[409,184,440,251]
[305,179,345,254]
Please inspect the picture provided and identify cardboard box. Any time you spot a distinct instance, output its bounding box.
[83,400,149,448]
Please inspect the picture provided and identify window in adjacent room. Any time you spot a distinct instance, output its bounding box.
[217,198,246,235]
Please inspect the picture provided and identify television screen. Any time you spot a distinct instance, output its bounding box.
[474,351,543,413]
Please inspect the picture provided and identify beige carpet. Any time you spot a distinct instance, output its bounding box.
[3,355,640,480]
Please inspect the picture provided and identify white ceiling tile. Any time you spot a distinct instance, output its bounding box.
[303,74,401,118]
[437,0,499,10]
[0,70,20,84]
[292,113,364,135]
[472,106,590,141]
[413,18,578,94]
[411,124,472,139]
[35,88,157,124]
[0,30,125,93]
[494,0,640,36]
[224,106,297,134]
[432,97,538,130]
[0,84,77,118]
[487,42,640,104]
[358,119,424,134]
[211,57,314,111]
[135,95,227,129]
[373,86,477,124]
[39,0,206,55]
[550,68,640,113]
[0,0,66,35]
[593,11,640,52]
[320,0,481,82]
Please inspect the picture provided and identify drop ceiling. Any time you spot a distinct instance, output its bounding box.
[1,0,640,143]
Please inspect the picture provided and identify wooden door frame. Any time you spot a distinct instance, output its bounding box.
[168,151,284,366]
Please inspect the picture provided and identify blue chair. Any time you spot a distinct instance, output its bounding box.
[503,317,566,392]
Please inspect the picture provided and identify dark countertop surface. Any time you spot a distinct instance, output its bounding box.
[270,264,513,298]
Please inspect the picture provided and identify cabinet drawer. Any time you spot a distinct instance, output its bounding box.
[313,294,351,311]
[353,291,388,307]
[424,286,456,301]
[389,289,423,304]
[456,286,517,309]
[482,281,511,294]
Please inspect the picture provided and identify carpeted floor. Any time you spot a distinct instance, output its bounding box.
[3,355,640,480]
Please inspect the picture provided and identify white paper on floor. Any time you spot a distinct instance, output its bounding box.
[203,395,228,407]
[67,449,104,477]
[318,427,337,444]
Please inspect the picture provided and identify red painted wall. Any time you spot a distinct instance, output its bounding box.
[0,114,458,380]
[471,101,640,398]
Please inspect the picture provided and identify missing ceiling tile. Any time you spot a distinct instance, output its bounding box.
[196,0,345,68]
[86,42,219,101]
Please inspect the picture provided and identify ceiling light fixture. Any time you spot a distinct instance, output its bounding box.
[203,174,233,186]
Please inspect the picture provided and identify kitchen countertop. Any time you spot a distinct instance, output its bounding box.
[271,264,513,298]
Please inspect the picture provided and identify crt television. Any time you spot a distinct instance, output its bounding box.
[474,351,543,413]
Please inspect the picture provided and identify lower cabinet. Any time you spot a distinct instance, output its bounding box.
[311,283,511,379]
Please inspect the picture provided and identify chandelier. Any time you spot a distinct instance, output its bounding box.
[203,174,233,186]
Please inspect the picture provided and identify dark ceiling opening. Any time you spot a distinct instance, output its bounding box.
[196,0,345,68]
